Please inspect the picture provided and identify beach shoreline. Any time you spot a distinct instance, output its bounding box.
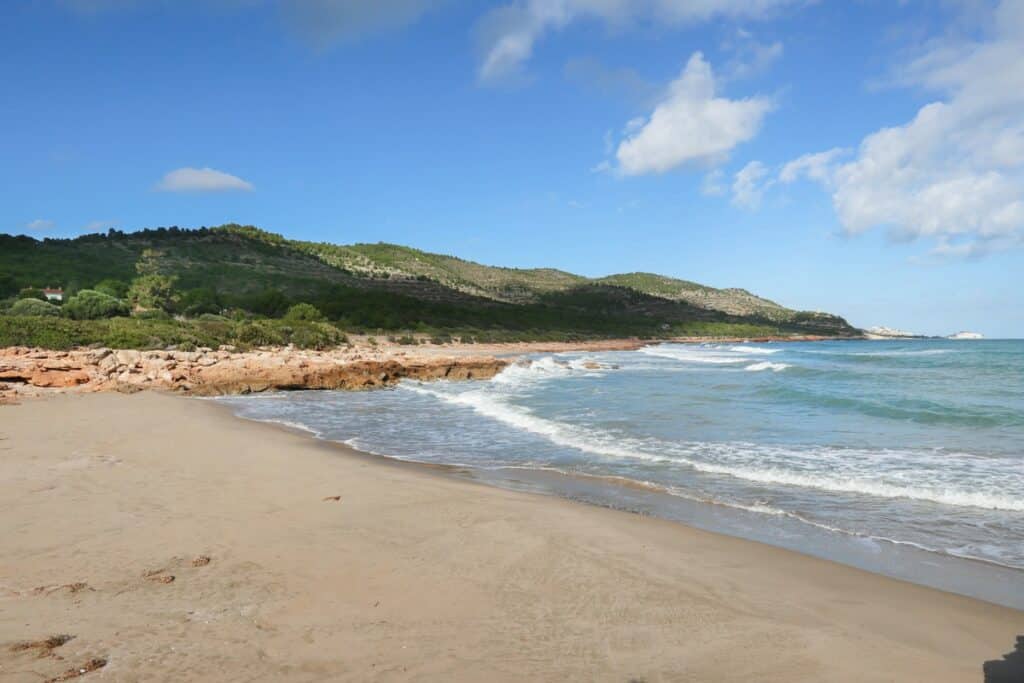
[220,394,1024,611]
[1,391,1020,681]
[0,335,853,404]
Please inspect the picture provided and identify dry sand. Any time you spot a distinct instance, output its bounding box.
[1,392,1020,682]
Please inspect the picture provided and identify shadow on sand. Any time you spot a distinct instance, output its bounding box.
[985,636,1024,682]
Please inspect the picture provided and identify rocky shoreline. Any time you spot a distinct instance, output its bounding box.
[0,345,509,403]
[0,335,853,403]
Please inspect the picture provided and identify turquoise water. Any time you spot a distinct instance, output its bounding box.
[219,339,1024,600]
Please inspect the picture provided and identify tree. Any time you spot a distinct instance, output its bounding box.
[62,289,129,320]
[178,287,221,316]
[284,303,325,322]
[135,248,164,276]
[18,287,47,301]
[10,298,60,317]
[127,249,178,311]
[128,274,177,312]
[94,278,129,299]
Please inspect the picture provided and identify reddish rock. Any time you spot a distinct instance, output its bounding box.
[0,346,508,399]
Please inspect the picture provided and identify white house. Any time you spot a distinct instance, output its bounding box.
[43,288,64,302]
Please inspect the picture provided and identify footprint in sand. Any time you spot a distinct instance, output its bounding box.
[9,634,74,658]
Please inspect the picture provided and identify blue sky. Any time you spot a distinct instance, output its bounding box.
[3,0,1023,337]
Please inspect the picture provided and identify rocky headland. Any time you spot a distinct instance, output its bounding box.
[0,345,510,402]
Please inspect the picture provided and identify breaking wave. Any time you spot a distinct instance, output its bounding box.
[402,377,1024,513]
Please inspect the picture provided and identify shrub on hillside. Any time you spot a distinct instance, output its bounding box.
[10,298,61,317]
[286,322,346,350]
[62,289,129,320]
[18,287,47,302]
[93,278,129,299]
[235,321,286,348]
[283,303,325,322]
[134,309,171,320]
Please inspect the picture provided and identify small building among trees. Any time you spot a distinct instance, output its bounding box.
[42,288,64,302]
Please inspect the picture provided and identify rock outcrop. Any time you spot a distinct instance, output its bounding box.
[0,346,508,402]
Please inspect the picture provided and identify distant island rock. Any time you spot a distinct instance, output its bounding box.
[947,331,984,340]
[864,326,925,339]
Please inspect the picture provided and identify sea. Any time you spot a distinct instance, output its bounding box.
[217,339,1024,608]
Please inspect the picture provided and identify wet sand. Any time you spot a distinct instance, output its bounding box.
[1,392,1020,681]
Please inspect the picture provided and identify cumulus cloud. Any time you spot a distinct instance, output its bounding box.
[476,0,804,83]
[782,0,1024,257]
[155,167,254,193]
[26,219,55,232]
[613,53,774,175]
[778,148,848,185]
[731,160,771,209]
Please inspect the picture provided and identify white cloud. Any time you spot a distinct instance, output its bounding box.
[476,0,804,83]
[622,116,647,135]
[731,160,771,209]
[613,53,774,175]
[83,220,115,232]
[155,167,254,193]
[722,29,784,80]
[701,169,727,196]
[778,148,847,185]
[26,219,55,232]
[784,0,1024,257]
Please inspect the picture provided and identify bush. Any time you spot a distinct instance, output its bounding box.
[178,287,221,316]
[10,298,61,317]
[18,287,47,302]
[93,279,129,299]
[235,322,286,348]
[62,289,129,320]
[134,309,171,320]
[284,303,325,322]
[287,323,344,350]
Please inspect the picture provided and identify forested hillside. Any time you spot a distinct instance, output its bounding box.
[0,224,858,348]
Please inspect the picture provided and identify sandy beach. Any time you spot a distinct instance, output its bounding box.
[1,392,1020,682]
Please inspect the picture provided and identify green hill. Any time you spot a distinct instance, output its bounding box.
[0,224,858,347]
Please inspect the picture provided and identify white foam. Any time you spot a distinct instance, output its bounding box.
[405,383,1024,512]
[744,361,790,372]
[489,355,605,388]
[638,345,750,365]
[728,345,780,354]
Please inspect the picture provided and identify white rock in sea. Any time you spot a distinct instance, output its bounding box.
[864,326,922,339]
